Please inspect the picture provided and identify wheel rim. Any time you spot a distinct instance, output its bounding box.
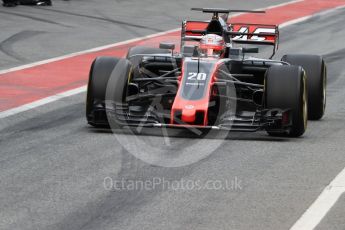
[303,73,308,129]
[322,65,327,112]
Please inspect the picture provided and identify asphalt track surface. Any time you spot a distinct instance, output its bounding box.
[1,0,345,230]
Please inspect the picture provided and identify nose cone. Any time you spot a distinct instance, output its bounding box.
[171,101,208,126]
[170,58,218,126]
[182,106,196,123]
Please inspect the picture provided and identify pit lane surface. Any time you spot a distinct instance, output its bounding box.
[1,1,345,229]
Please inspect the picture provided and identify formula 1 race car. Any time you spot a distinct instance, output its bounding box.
[86,8,327,137]
[2,0,52,7]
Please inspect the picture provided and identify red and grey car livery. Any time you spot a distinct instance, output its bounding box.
[86,8,327,137]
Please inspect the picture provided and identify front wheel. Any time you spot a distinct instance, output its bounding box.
[86,57,132,129]
[265,65,308,137]
[105,59,133,129]
[86,57,120,127]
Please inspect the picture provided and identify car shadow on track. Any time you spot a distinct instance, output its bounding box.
[87,126,290,142]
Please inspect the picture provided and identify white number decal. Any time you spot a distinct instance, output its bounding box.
[196,73,207,80]
[233,27,249,40]
[188,72,197,80]
[233,27,276,41]
[188,72,207,81]
[250,28,276,41]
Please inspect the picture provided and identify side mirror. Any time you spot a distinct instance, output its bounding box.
[159,43,175,50]
[242,47,259,54]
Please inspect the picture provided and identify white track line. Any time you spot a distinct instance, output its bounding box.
[225,0,304,18]
[0,28,180,75]
[0,86,87,119]
[290,168,345,230]
[288,6,345,230]
[0,0,303,76]
[0,0,343,120]
[257,0,303,11]
[280,4,345,28]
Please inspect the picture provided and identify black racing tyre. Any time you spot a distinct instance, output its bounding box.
[2,0,18,6]
[105,58,132,104]
[105,59,133,129]
[86,57,120,127]
[265,65,308,137]
[17,0,51,5]
[282,54,326,120]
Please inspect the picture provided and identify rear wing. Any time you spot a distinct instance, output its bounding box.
[182,7,279,57]
[181,20,280,58]
[228,23,279,58]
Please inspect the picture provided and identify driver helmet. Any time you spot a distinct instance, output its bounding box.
[199,34,225,58]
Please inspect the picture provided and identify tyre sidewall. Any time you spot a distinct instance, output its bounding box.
[265,65,307,137]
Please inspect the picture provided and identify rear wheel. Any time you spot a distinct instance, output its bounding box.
[265,65,307,137]
[282,54,326,120]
